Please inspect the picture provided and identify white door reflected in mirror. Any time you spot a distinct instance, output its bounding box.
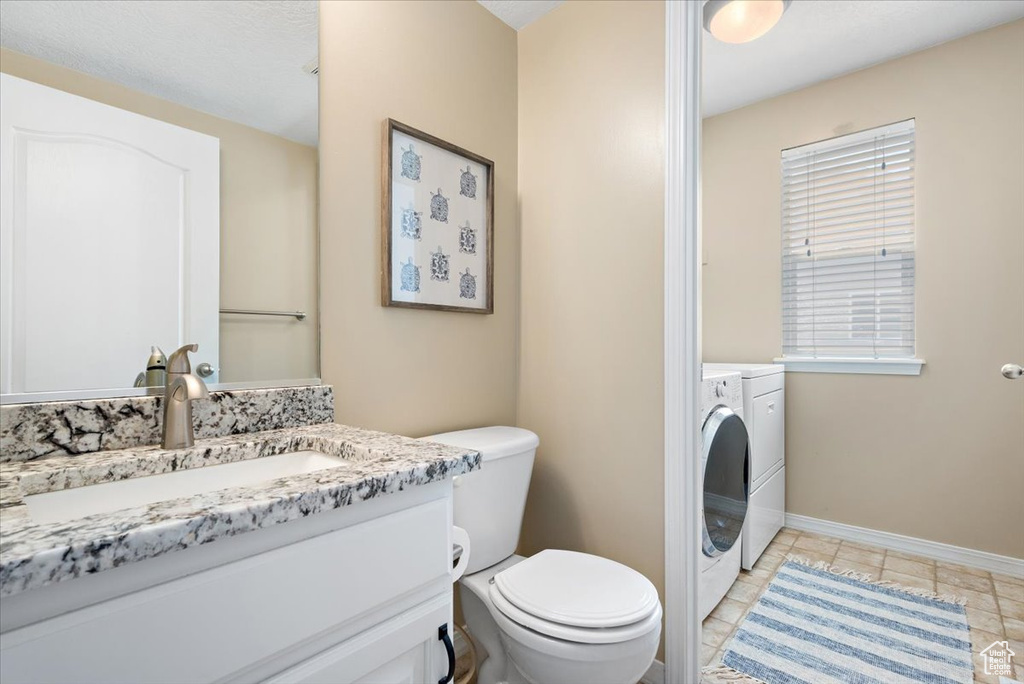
[0,74,220,401]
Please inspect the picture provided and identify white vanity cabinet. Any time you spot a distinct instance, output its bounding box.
[266,594,451,684]
[0,481,458,684]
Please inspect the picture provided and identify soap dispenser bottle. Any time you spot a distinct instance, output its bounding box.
[133,346,167,393]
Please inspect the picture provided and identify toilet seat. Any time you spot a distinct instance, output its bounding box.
[488,550,661,645]
[488,583,662,645]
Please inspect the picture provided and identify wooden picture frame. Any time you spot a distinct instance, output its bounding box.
[381,119,494,314]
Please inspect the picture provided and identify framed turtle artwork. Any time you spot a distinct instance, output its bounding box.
[382,119,494,313]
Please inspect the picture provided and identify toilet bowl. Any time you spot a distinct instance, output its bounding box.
[460,553,662,684]
[423,427,662,684]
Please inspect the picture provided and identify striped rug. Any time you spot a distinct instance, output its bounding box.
[708,557,973,684]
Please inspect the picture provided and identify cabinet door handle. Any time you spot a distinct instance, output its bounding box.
[438,624,455,684]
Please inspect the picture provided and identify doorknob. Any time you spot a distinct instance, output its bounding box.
[1002,364,1023,380]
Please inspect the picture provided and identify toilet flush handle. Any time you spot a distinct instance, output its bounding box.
[451,526,471,582]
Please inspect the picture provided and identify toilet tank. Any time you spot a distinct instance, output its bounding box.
[422,426,539,575]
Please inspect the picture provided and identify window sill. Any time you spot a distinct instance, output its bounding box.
[773,357,925,376]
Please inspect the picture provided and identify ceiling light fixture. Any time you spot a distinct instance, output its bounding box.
[703,0,792,44]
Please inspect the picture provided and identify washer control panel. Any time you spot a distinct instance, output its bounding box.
[702,371,742,414]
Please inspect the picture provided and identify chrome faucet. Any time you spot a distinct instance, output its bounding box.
[161,344,209,450]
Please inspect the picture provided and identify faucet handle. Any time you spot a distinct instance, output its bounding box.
[166,344,200,374]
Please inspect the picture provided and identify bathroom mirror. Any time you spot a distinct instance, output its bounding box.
[0,0,320,403]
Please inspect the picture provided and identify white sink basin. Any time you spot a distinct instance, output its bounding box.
[24,451,349,524]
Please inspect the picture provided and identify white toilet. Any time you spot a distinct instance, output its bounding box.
[425,427,662,684]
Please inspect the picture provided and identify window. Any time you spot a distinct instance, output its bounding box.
[778,119,923,375]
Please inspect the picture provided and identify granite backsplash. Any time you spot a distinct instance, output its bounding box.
[0,385,334,463]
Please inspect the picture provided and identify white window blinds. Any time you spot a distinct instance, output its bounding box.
[781,119,916,360]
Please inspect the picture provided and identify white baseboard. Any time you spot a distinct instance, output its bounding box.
[641,658,665,684]
[785,513,1024,578]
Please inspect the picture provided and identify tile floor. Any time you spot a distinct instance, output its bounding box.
[702,528,1024,684]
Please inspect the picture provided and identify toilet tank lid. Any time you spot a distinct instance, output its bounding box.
[422,426,539,461]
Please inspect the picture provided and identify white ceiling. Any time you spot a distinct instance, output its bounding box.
[4,1,1020,142]
[703,0,1024,117]
[478,0,564,30]
[0,0,318,146]
[477,0,1024,116]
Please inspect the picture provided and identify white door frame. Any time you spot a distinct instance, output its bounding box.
[663,1,702,683]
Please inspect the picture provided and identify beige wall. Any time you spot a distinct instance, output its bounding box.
[703,21,1024,558]
[0,47,319,385]
[317,1,519,435]
[517,0,667,656]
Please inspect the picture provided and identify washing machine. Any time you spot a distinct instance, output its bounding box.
[704,363,786,570]
[700,370,749,621]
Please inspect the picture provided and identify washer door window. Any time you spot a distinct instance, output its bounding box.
[702,406,750,558]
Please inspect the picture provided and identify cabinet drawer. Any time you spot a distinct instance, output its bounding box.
[265,594,451,684]
[1,500,450,684]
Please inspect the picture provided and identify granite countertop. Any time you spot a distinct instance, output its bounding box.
[0,423,480,598]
